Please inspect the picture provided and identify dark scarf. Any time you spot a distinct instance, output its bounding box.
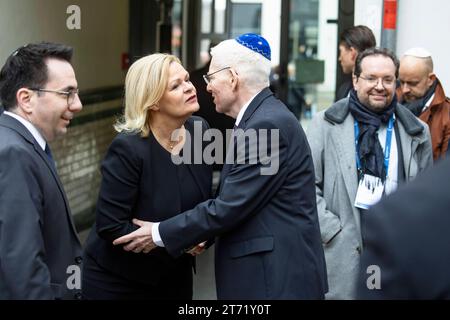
[349,89,396,181]
[402,80,437,116]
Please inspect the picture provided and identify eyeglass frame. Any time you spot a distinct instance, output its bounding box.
[358,75,396,87]
[29,87,80,105]
[203,67,231,85]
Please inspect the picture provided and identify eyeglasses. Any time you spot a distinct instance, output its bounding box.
[203,67,231,85]
[29,88,79,105]
[358,75,396,87]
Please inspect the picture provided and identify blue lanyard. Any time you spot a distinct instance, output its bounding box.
[354,115,394,176]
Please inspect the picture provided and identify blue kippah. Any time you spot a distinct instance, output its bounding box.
[235,33,271,61]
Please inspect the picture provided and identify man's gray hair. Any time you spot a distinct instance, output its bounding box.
[210,39,271,90]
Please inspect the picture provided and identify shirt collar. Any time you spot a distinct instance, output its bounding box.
[4,111,47,151]
[235,93,258,127]
[422,93,435,112]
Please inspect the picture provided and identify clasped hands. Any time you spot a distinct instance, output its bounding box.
[112,218,206,256]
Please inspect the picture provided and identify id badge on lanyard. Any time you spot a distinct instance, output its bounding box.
[353,116,394,210]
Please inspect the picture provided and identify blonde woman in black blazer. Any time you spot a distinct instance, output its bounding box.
[82,54,212,299]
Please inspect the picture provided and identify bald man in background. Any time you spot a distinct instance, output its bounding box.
[398,48,450,160]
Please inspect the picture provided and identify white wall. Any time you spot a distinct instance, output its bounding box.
[354,0,383,46]
[261,0,281,66]
[0,0,129,90]
[231,0,281,66]
[317,0,338,92]
[353,0,450,92]
[397,0,450,91]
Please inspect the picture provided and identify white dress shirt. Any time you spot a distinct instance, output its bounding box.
[3,111,47,151]
[421,93,435,113]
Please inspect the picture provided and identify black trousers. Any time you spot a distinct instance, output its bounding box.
[82,252,193,300]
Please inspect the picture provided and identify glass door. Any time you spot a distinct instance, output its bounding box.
[282,0,339,122]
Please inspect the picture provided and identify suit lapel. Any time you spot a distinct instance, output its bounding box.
[186,165,209,199]
[217,139,234,193]
[218,163,232,193]
[217,88,274,194]
[240,87,273,126]
[0,114,80,239]
[397,120,426,181]
[183,119,210,200]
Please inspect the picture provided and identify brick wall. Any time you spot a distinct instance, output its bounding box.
[49,96,219,232]
[50,98,122,231]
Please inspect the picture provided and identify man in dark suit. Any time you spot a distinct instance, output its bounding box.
[114,34,327,299]
[0,42,83,299]
[358,158,450,299]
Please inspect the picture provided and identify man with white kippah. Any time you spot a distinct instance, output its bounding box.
[112,33,328,299]
[398,47,450,160]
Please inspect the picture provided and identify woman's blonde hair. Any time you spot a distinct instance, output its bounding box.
[114,53,181,137]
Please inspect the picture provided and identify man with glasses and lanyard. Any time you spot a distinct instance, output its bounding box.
[306,47,433,299]
[0,42,83,299]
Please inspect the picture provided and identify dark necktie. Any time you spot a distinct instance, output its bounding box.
[45,144,56,168]
[219,124,239,192]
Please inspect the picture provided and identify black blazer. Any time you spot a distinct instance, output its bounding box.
[0,114,82,300]
[160,88,328,299]
[358,158,450,299]
[84,116,212,285]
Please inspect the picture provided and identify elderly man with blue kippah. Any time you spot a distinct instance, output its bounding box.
[113,34,328,299]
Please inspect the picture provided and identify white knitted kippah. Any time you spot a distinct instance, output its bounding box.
[403,47,432,58]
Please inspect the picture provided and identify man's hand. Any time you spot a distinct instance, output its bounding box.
[186,242,207,256]
[112,218,156,253]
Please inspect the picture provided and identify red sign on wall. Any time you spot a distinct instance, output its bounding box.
[383,0,397,30]
[121,53,130,70]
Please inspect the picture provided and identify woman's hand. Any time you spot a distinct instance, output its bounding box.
[186,242,207,256]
